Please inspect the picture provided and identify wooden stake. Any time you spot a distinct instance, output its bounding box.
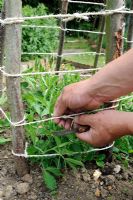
[0,4,5,96]
[127,0,133,50]
[94,16,105,68]
[4,0,29,176]
[55,0,68,71]
[106,0,125,63]
[105,0,125,162]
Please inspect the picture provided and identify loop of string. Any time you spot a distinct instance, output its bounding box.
[1,93,133,128]
[0,108,25,126]
[11,141,115,158]
[0,104,124,127]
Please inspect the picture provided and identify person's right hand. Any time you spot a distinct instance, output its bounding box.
[54,79,103,129]
[74,110,133,147]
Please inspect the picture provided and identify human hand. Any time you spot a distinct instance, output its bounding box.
[74,110,131,147]
[54,79,103,129]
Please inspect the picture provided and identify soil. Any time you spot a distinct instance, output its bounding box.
[0,141,133,200]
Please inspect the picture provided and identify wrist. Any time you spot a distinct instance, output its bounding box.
[86,77,114,104]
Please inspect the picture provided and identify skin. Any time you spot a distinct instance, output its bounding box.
[74,110,133,147]
[54,49,133,147]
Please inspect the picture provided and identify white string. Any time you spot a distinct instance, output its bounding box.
[68,0,106,6]
[21,51,105,57]
[111,95,133,103]
[22,25,106,35]
[0,87,6,92]
[0,7,131,25]
[1,93,133,128]
[21,52,105,56]
[0,108,25,126]
[123,37,133,43]
[0,105,119,127]
[22,25,60,29]
[62,15,89,22]
[22,52,57,56]
[0,67,102,77]
[65,40,82,43]
[63,51,105,56]
[64,28,106,34]
[12,141,115,158]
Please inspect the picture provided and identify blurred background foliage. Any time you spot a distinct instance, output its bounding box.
[22,4,59,61]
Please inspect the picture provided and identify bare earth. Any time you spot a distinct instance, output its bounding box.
[0,141,133,200]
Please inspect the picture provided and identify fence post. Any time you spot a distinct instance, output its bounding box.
[4,0,29,176]
[106,0,125,63]
[93,16,105,68]
[127,0,133,50]
[105,0,125,161]
[0,4,5,96]
[55,0,69,71]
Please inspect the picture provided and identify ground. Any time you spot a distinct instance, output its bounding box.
[0,141,133,200]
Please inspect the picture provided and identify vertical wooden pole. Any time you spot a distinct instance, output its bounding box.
[93,16,105,68]
[105,0,125,161]
[106,0,125,63]
[55,0,68,71]
[4,0,29,176]
[127,1,133,50]
[0,4,5,96]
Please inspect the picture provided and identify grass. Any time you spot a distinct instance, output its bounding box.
[64,54,105,66]
[64,36,105,67]
[64,37,90,50]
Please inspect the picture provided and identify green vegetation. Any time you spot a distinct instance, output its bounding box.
[0,0,3,10]
[64,37,105,66]
[64,54,105,66]
[0,61,132,190]
[0,0,133,192]
[0,137,11,145]
[22,4,59,61]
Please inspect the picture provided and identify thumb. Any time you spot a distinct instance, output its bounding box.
[76,129,95,146]
[74,114,94,126]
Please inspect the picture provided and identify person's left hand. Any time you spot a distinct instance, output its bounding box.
[74,110,131,147]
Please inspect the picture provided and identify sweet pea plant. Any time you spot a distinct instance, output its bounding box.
[0,61,133,190]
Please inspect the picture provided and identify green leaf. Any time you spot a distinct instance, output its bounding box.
[85,152,95,161]
[128,149,133,154]
[97,154,106,161]
[113,147,120,153]
[96,160,105,168]
[65,158,84,167]
[46,167,63,177]
[0,137,11,145]
[43,170,57,191]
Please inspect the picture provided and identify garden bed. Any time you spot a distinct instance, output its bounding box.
[0,141,133,200]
